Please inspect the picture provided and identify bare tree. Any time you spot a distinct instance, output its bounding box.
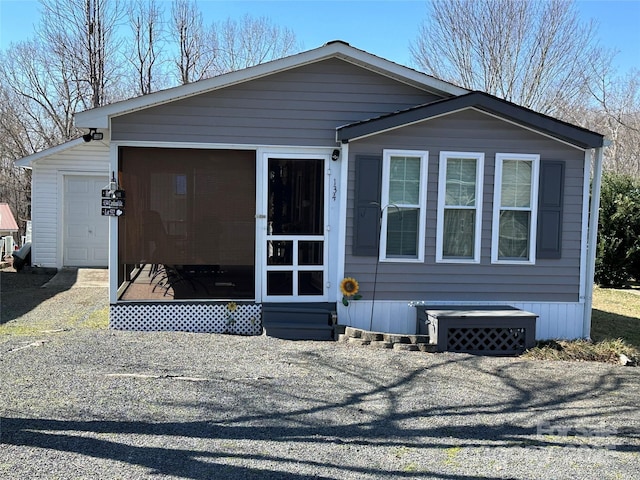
[0,40,81,146]
[169,2,300,83]
[583,67,640,176]
[126,0,166,95]
[38,0,125,109]
[0,85,35,161]
[0,86,33,240]
[0,0,303,236]
[411,0,607,116]
[170,0,216,84]
[212,14,298,75]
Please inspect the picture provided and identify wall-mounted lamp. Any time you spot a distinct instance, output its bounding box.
[108,172,118,193]
[82,128,104,142]
[331,149,340,161]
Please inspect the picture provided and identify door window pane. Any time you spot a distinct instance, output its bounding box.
[299,241,323,265]
[298,271,323,295]
[267,240,293,265]
[268,158,324,235]
[267,271,293,296]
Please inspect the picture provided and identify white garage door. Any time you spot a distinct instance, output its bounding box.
[63,175,109,267]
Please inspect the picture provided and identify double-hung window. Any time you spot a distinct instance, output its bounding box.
[436,152,484,263]
[380,150,428,262]
[492,153,540,263]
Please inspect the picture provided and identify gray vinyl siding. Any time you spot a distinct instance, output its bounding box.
[345,108,586,303]
[111,58,444,145]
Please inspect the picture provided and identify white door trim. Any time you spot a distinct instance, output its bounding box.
[257,148,333,303]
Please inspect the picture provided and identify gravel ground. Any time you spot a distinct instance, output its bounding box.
[0,269,639,479]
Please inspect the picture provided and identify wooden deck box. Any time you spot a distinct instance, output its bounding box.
[415,305,538,355]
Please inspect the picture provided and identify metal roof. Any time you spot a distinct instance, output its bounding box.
[0,203,19,232]
[337,91,605,149]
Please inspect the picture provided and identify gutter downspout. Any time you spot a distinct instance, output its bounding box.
[582,145,606,339]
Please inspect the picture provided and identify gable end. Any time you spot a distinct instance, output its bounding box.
[337,92,604,149]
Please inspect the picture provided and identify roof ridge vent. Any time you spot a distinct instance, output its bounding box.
[324,40,350,46]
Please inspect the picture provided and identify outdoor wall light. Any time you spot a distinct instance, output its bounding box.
[331,149,340,161]
[82,128,104,142]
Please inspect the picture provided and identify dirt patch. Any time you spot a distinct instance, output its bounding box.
[0,268,89,326]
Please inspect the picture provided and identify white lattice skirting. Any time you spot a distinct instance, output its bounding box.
[110,303,263,335]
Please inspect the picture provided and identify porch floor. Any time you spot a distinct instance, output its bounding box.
[120,264,254,301]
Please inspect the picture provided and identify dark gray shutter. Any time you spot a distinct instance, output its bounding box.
[536,160,565,259]
[353,155,382,256]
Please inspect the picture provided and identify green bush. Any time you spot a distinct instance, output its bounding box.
[595,173,640,287]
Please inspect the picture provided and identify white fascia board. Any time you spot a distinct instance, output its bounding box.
[341,107,472,142]
[14,138,86,167]
[75,42,468,129]
[343,106,588,151]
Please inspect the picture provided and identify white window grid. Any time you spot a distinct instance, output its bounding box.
[491,153,540,264]
[379,149,429,263]
[436,151,485,263]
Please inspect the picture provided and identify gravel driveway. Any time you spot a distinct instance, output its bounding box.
[0,269,639,479]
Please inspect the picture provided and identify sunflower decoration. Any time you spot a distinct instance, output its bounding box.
[340,277,362,306]
[226,302,238,328]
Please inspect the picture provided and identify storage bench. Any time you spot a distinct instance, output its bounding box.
[414,305,537,355]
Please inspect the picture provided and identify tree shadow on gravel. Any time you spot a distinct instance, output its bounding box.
[2,352,638,479]
[1,416,558,480]
[0,269,72,324]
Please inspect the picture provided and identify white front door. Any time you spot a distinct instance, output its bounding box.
[261,154,329,302]
[63,175,109,267]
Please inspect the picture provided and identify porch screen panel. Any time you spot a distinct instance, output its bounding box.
[119,147,255,266]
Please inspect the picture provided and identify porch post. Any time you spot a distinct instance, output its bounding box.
[582,146,604,339]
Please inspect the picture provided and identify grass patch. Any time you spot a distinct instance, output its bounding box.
[0,306,109,336]
[82,306,109,329]
[591,286,640,348]
[0,324,46,336]
[524,285,639,364]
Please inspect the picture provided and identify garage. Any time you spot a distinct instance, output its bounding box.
[63,175,109,267]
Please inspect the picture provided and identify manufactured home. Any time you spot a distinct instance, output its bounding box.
[16,41,605,342]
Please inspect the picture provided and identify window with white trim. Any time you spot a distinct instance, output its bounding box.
[492,153,540,263]
[436,152,484,263]
[380,150,428,262]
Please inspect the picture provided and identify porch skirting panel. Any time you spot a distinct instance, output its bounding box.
[110,303,263,335]
[338,300,585,340]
